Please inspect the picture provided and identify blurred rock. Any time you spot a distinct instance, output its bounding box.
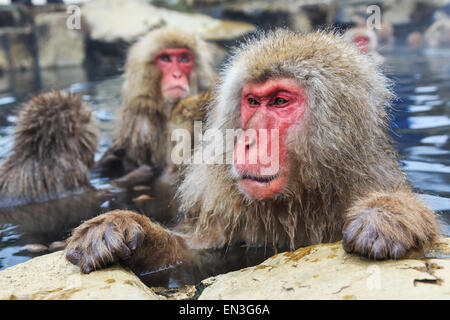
[82,0,255,43]
[0,251,163,300]
[23,243,48,253]
[198,238,450,299]
[0,27,35,72]
[82,0,164,43]
[34,12,86,68]
[0,5,30,28]
[81,0,254,66]
[49,240,66,251]
[336,0,449,27]
[424,16,450,48]
[0,48,7,74]
[222,0,334,32]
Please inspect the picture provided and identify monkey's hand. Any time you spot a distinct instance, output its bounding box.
[65,210,145,273]
[342,191,440,260]
[111,165,156,188]
[66,210,188,273]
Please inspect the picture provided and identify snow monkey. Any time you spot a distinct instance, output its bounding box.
[66,30,441,274]
[0,91,98,207]
[343,27,384,63]
[96,28,216,186]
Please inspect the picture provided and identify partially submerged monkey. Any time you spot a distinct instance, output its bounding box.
[0,91,98,207]
[66,30,441,275]
[96,28,216,186]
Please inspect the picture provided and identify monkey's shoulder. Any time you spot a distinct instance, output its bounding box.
[170,91,212,125]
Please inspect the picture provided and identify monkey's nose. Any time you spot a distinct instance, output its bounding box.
[172,68,183,79]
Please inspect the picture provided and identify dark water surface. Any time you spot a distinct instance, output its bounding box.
[0,48,449,288]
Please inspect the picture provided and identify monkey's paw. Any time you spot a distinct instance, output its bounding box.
[65,211,144,273]
[342,208,409,260]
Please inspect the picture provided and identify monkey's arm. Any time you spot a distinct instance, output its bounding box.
[65,210,195,274]
[342,189,441,259]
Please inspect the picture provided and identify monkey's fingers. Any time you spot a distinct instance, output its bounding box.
[123,222,145,251]
[342,208,407,260]
[66,218,145,273]
[66,249,81,266]
[111,165,156,188]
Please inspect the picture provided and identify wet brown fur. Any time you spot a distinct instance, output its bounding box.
[0,91,98,206]
[98,28,216,174]
[66,30,441,274]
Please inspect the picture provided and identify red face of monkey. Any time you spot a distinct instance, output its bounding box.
[156,48,195,101]
[233,78,306,200]
[353,35,370,54]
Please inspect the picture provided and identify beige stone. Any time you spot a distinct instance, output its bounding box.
[198,238,450,300]
[2,238,449,300]
[0,251,163,300]
[0,27,34,71]
[35,12,85,68]
[82,0,255,43]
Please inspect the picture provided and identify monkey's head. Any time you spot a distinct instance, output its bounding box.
[179,30,394,240]
[122,28,215,111]
[343,27,378,54]
[14,91,98,167]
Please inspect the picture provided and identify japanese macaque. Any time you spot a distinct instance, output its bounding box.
[407,18,450,50]
[424,15,450,48]
[96,28,216,186]
[407,31,424,50]
[0,91,98,207]
[343,27,384,63]
[66,30,441,275]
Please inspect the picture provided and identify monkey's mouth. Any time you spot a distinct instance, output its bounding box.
[163,86,189,99]
[241,173,279,184]
[237,172,286,200]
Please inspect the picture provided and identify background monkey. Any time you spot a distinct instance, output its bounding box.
[96,28,216,186]
[0,91,98,207]
[343,26,384,63]
[66,30,441,275]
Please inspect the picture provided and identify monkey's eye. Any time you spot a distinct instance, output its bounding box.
[159,54,171,62]
[248,97,260,106]
[179,54,191,63]
[273,97,288,106]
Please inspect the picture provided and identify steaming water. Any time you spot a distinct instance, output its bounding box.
[0,48,449,288]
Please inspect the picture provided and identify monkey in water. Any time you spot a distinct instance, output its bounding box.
[66,30,441,274]
[343,27,385,63]
[0,91,98,207]
[95,28,216,187]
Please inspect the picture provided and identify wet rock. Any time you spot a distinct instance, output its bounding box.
[23,243,48,253]
[0,251,163,300]
[152,285,198,300]
[34,12,86,68]
[198,238,450,299]
[49,241,66,252]
[3,237,448,300]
